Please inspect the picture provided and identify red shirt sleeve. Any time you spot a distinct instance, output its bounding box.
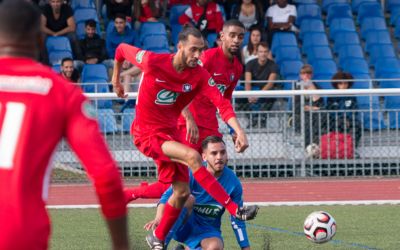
[64,87,126,219]
[115,43,152,72]
[178,9,191,25]
[215,6,224,32]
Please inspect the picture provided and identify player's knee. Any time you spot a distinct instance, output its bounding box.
[185,149,202,170]
[202,239,223,250]
[173,186,191,202]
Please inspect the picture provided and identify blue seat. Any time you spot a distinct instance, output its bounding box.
[206,32,218,47]
[364,30,392,54]
[332,31,361,53]
[169,5,189,45]
[394,18,400,38]
[306,46,333,64]
[357,96,386,130]
[311,59,338,84]
[357,2,384,24]
[329,18,356,41]
[82,64,109,83]
[48,50,73,65]
[360,17,387,39]
[390,6,400,25]
[97,109,118,133]
[74,8,100,39]
[322,0,349,13]
[271,32,298,55]
[293,0,317,4]
[280,60,304,79]
[301,32,329,55]
[121,108,135,132]
[352,0,378,13]
[342,58,369,75]
[337,44,365,67]
[71,0,95,10]
[52,64,61,73]
[352,73,372,89]
[299,19,325,40]
[274,46,302,65]
[326,3,352,26]
[384,95,400,129]
[296,4,322,26]
[368,44,397,67]
[386,0,400,11]
[375,58,400,78]
[46,36,72,53]
[139,22,167,44]
[141,34,170,52]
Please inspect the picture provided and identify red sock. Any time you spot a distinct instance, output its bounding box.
[192,167,238,216]
[154,203,181,241]
[125,181,170,203]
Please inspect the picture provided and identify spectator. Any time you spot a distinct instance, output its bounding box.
[243,42,278,127]
[327,71,362,147]
[178,0,224,38]
[265,0,297,46]
[60,57,80,83]
[291,64,327,147]
[105,0,133,22]
[133,0,160,26]
[106,13,136,59]
[41,0,80,59]
[241,25,262,65]
[231,0,263,31]
[78,19,109,64]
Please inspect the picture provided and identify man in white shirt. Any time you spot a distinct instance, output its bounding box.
[265,0,297,45]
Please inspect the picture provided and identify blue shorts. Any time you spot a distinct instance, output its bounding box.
[174,214,223,249]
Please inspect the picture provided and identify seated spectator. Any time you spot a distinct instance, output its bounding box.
[243,42,278,127]
[133,0,160,29]
[41,0,80,59]
[60,57,80,83]
[231,0,263,31]
[106,13,136,59]
[241,25,262,65]
[265,0,297,46]
[105,0,133,22]
[79,19,109,65]
[178,0,224,38]
[327,71,362,147]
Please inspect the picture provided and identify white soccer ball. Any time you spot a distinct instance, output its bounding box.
[305,143,320,159]
[304,211,336,244]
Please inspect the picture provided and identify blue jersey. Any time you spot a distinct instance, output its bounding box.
[160,166,249,249]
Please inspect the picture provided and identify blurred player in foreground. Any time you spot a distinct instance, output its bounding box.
[145,136,251,250]
[0,1,129,249]
[112,26,258,249]
[125,19,245,202]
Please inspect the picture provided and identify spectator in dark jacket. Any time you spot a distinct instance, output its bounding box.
[79,19,109,64]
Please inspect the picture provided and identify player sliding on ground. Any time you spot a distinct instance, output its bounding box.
[112,26,258,249]
[124,19,246,202]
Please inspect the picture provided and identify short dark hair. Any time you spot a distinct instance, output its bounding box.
[223,19,245,30]
[331,71,354,89]
[201,136,225,151]
[85,19,97,28]
[115,13,126,21]
[0,0,41,43]
[178,26,203,43]
[258,41,269,50]
[61,57,73,66]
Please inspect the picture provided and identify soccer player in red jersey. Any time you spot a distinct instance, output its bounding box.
[124,20,245,202]
[0,1,129,250]
[112,27,258,249]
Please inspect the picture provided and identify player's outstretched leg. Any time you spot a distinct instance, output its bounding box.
[235,205,260,221]
[124,181,170,203]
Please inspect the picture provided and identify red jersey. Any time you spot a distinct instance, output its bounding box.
[178,2,224,32]
[177,47,243,131]
[114,43,236,137]
[0,57,126,250]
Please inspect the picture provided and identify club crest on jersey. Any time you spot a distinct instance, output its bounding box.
[155,89,179,105]
[197,60,203,66]
[81,101,97,120]
[230,73,235,82]
[136,50,146,63]
[208,77,216,87]
[182,83,192,92]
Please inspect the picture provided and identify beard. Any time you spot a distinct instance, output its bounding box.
[182,50,197,68]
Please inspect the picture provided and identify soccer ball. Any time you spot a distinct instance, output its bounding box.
[304,211,336,244]
[305,143,320,159]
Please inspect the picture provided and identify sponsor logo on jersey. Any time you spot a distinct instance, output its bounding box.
[81,100,97,120]
[155,89,179,105]
[182,83,192,92]
[193,204,223,218]
[197,60,203,66]
[155,78,166,83]
[136,50,146,63]
[208,77,216,87]
[216,84,226,95]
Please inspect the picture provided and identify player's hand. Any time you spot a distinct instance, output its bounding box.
[144,218,160,231]
[234,130,249,153]
[113,82,128,99]
[231,131,238,145]
[186,118,199,144]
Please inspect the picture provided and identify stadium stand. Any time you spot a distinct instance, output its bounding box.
[325,3,352,27]
[169,4,189,46]
[274,46,302,65]
[299,19,325,40]
[70,0,96,10]
[295,3,322,26]
[74,7,101,39]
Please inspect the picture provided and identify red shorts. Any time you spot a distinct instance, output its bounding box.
[177,125,222,153]
[132,127,189,184]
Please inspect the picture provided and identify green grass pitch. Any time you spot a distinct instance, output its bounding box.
[49,205,400,249]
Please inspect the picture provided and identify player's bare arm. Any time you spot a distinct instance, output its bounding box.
[112,60,128,98]
[182,105,199,144]
[226,117,249,153]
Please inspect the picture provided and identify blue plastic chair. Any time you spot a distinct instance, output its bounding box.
[364,30,392,54]
[329,18,356,41]
[82,64,109,83]
[274,46,302,65]
[342,58,369,75]
[368,44,397,67]
[48,50,73,65]
[299,19,325,40]
[301,32,329,55]
[46,36,72,53]
[352,73,372,89]
[332,31,361,53]
[375,58,400,78]
[360,17,387,39]
[296,4,322,26]
[322,0,349,13]
[139,22,167,44]
[280,60,304,79]
[121,108,136,132]
[357,95,386,130]
[293,0,317,4]
[386,0,400,11]
[97,109,118,133]
[169,5,189,45]
[384,95,400,129]
[141,34,170,51]
[71,0,96,10]
[352,0,377,13]
[390,6,400,25]
[312,59,338,77]
[357,2,384,24]
[326,3,352,26]
[306,46,333,65]
[337,44,365,67]
[271,32,298,55]
[74,7,99,23]
[206,32,218,47]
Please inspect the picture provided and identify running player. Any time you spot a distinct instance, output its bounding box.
[145,136,251,250]
[124,19,245,202]
[112,27,258,249]
[0,1,129,250]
